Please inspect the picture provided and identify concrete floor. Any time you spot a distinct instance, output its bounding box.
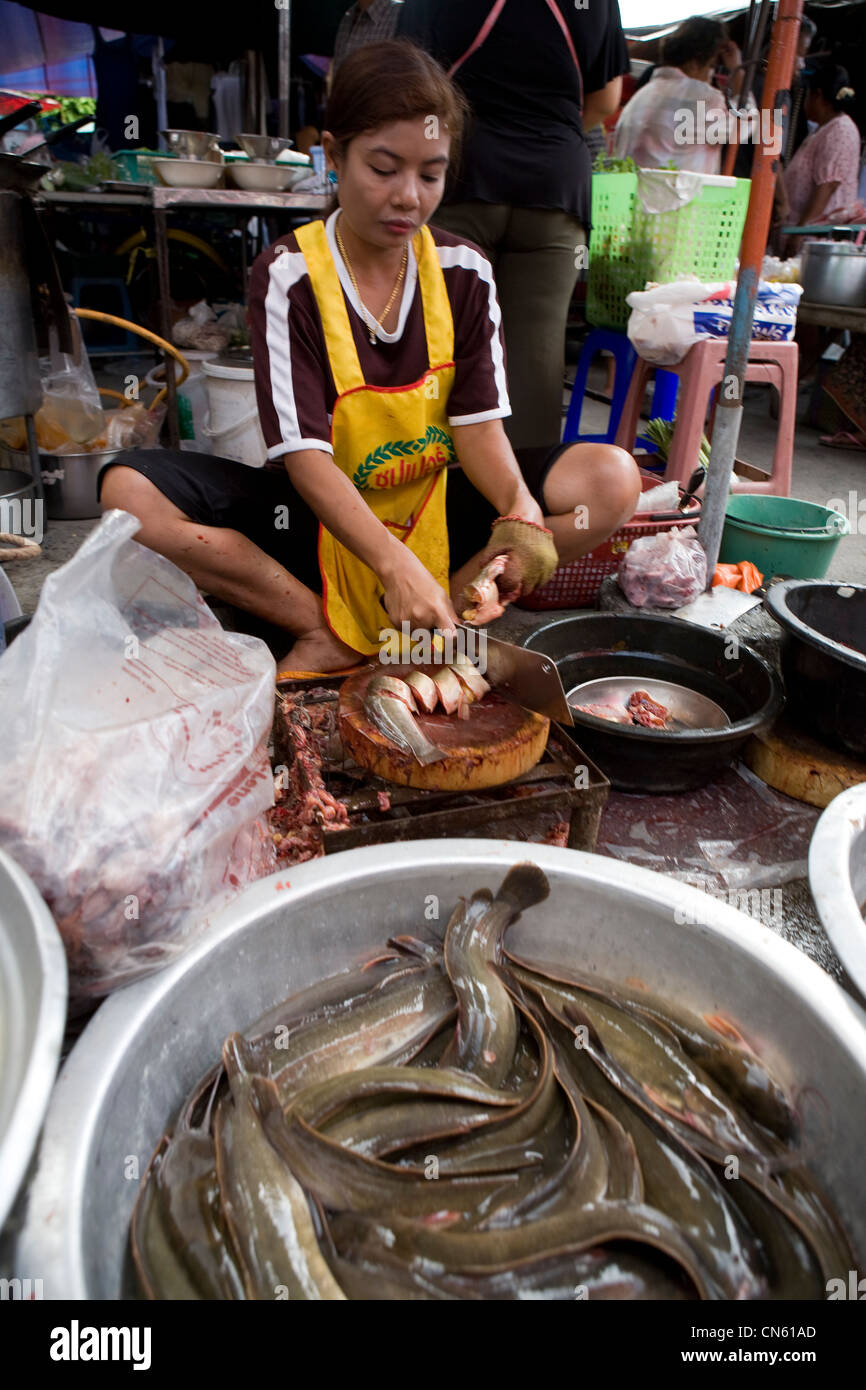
[6,356,865,618]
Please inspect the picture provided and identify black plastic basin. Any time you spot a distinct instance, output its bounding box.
[764,580,866,758]
[523,614,784,792]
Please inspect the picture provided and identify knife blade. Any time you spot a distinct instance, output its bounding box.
[457,624,573,724]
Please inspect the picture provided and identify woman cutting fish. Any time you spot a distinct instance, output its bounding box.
[99,40,640,674]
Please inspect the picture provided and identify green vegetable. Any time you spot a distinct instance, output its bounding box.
[50,152,120,190]
[644,417,711,470]
[50,96,96,125]
[593,154,638,174]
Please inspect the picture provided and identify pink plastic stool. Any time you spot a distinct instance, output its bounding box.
[614,339,798,496]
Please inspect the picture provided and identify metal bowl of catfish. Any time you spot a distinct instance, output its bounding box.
[14,840,866,1298]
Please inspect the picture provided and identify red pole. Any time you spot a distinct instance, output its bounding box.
[698,0,803,580]
[740,0,803,272]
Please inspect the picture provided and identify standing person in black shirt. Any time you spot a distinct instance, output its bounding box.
[398,0,629,450]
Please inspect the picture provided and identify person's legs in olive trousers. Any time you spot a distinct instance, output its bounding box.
[432,203,585,450]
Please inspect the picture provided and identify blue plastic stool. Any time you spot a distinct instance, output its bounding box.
[564,327,678,453]
[637,366,679,453]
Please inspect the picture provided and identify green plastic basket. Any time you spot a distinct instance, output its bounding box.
[112,150,174,185]
[586,171,750,331]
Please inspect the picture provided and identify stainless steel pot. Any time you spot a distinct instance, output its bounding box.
[0,850,67,1233]
[801,241,866,308]
[1,445,119,520]
[14,840,866,1298]
[810,785,866,1001]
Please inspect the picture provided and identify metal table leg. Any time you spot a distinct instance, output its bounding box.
[154,208,180,449]
[24,413,43,504]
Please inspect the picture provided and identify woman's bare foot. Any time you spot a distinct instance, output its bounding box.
[279,625,362,674]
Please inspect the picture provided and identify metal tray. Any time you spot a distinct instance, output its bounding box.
[272,690,609,853]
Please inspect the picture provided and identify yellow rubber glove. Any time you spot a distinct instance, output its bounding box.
[480,515,559,598]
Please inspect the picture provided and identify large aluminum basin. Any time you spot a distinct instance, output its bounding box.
[0,850,67,1233]
[15,840,866,1298]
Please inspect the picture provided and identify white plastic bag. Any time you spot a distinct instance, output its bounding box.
[0,510,277,1002]
[626,278,802,365]
[618,524,707,608]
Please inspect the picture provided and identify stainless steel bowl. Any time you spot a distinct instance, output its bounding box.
[801,241,866,308]
[14,840,866,1297]
[567,676,730,731]
[810,785,866,1001]
[235,133,294,161]
[0,850,67,1233]
[161,129,223,163]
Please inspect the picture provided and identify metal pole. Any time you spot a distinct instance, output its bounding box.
[154,207,180,450]
[698,0,803,582]
[278,1,291,140]
[152,37,168,150]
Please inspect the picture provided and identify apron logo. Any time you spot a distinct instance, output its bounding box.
[352,424,456,490]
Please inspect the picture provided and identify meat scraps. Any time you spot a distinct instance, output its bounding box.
[573,701,633,725]
[574,689,671,729]
[268,693,349,864]
[627,690,670,728]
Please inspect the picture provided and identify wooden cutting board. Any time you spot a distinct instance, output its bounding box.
[745,715,866,808]
[338,664,550,790]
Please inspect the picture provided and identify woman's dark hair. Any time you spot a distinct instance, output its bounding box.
[326,39,468,164]
[805,61,856,112]
[662,17,727,70]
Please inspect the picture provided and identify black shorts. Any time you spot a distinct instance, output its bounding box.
[97,443,569,593]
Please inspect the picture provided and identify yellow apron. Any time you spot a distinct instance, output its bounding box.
[294,220,457,656]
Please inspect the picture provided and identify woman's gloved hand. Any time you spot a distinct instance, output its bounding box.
[461,516,559,623]
[481,515,559,598]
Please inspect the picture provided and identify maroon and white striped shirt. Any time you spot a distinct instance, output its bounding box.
[248,211,511,470]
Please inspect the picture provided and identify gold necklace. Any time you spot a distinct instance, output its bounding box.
[335,216,408,345]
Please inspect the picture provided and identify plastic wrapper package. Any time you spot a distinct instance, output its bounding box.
[0,510,277,1002]
[617,524,707,609]
[595,762,819,892]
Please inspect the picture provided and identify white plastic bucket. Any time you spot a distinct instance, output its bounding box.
[145,351,215,455]
[201,358,267,468]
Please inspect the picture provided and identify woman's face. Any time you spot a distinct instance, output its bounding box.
[323,118,451,249]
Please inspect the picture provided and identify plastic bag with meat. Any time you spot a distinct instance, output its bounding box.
[0,510,277,1004]
[617,525,707,609]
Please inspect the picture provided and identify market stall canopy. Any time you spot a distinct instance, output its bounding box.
[1,0,348,52]
[624,0,866,37]
[0,2,99,95]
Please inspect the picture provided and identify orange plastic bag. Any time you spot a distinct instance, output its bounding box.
[713,561,763,594]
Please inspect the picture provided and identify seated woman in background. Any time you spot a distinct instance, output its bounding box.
[781,63,863,244]
[613,17,746,174]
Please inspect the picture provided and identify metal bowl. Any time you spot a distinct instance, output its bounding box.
[14,840,866,1296]
[567,676,730,731]
[525,614,783,792]
[810,785,866,1002]
[764,580,866,758]
[0,850,67,1233]
[235,133,294,161]
[161,129,222,163]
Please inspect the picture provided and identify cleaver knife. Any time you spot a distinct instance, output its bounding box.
[457,624,573,724]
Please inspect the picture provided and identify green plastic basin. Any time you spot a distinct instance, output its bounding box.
[719,495,850,579]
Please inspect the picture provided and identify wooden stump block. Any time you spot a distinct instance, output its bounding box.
[339,665,549,790]
[745,716,866,808]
